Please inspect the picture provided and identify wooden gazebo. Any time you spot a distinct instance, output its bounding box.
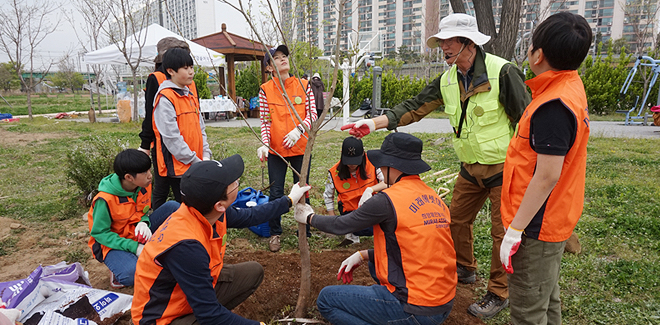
[192,23,269,102]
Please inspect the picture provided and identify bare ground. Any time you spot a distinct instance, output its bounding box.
[0,216,486,325]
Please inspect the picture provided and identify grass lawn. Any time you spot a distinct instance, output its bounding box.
[0,116,658,324]
[0,93,116,116]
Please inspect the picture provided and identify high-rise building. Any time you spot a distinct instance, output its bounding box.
[284,0,658,57]
[146,0,220,40]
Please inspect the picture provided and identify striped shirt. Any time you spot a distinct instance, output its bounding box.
[259,81,317,145]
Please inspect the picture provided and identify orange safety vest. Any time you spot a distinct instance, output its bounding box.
[329,155,379,213]
[501,70,590,242]
[374,175,456,314]
[87,185,152,262]
[132,203,227,325]
[260,77,309,157]
[152,71,198,98]
[152,87,203,177]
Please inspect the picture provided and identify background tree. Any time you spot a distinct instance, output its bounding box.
[289,40,324,76]
[448,0,523,60]
[397,45,419,63]
[235,61,261,99]
[622,0,660,55]
[71,0,111,116]
[0,0,59,119]
[98,0,151,121]
[0,62,21,92]
[193,66,212,99]
[51,54,85,93]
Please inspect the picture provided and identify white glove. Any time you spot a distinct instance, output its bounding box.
[257,145,269,162]
[337,251,364,284]
[283,127,302,149]
[294,203,315,224]
[500,226,524,274]
[358,187,374,207]
[136,243,145,257]
[137,147,150,156]
[341,119,376,138]
[288,182,311,204]
[135,221,152,244]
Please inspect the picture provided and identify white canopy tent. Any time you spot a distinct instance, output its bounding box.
[83,24,224,67]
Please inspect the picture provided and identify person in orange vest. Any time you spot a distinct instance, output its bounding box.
[499,12,592,325]
[87,149,180,288]
[139,37,199,210]
[324,136,386,246]
[257,44,317,252]
[152,48,211,200]
[295,132,457,324]
[131,155,310,325]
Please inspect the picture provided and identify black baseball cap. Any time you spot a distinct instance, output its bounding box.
[263,44,289,67]
[341,137,364,166]
[180,155,244,211]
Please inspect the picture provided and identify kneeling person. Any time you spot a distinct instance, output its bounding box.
[296,133,457,324]
[131,155,310,325]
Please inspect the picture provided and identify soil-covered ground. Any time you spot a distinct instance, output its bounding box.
[0,215,485,325]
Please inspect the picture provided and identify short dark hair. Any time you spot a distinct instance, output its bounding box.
[113,149,151,180]
[531,12,592,70]
[162,48,194,77]
[182,188,228,215]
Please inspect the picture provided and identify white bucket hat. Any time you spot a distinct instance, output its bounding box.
[426,13,491,48]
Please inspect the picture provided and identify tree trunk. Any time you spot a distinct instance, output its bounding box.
[448,0,465,13]
[472,0,497,53]
[132,70,139,121]
[493,0,523,59]
[294,134,314,318]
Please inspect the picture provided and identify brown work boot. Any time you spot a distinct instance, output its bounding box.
[269,235,281,252]
[456,264,476,284]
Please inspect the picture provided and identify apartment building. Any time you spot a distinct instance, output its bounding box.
[146,0,219,40]
[285,0,658,56]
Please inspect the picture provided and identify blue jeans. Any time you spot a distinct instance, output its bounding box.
[317,284,451,325]
[267,154,310,236]
[104,200,180,286]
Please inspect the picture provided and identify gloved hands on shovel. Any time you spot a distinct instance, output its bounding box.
[337,250,368,284]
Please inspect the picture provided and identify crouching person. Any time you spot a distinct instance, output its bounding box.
[294,133,457,324]
[131,155,310,325]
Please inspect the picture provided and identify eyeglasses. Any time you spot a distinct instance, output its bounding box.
[438,37,457,47]
[227,180,240,194]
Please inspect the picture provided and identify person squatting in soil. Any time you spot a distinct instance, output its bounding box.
[257,44,317,252]
[131,155,310,325]
[87,149,180,288]
[342,13,530,319]
[499,12,592,325]
[323,136,386,246]
[295,132,457,325]
[138,37,199,210]
[151,47,212,209]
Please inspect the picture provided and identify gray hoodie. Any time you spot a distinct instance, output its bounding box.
[153,80,212,169]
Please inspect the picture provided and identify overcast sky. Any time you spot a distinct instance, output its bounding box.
[0,0,255,71]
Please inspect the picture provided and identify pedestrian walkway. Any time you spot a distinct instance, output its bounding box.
[205,117,660,139]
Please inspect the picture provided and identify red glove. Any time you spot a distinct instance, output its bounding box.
[340,119,376,138]
[336,251,364,284]
[500,226,523,274]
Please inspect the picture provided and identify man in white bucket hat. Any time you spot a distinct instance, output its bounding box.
[342,13,530,319]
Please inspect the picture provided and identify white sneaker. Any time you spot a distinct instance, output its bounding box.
[345,233,360,244]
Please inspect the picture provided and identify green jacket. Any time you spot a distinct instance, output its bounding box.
[385,47,530,146]
[90,174,150,254]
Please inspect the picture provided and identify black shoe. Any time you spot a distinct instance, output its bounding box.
[467,291,509,319]
[457,264,476,284]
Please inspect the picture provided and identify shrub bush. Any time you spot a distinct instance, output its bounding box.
[66,136,127,206]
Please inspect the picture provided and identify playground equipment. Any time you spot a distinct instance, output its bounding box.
[618,55,660,125]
